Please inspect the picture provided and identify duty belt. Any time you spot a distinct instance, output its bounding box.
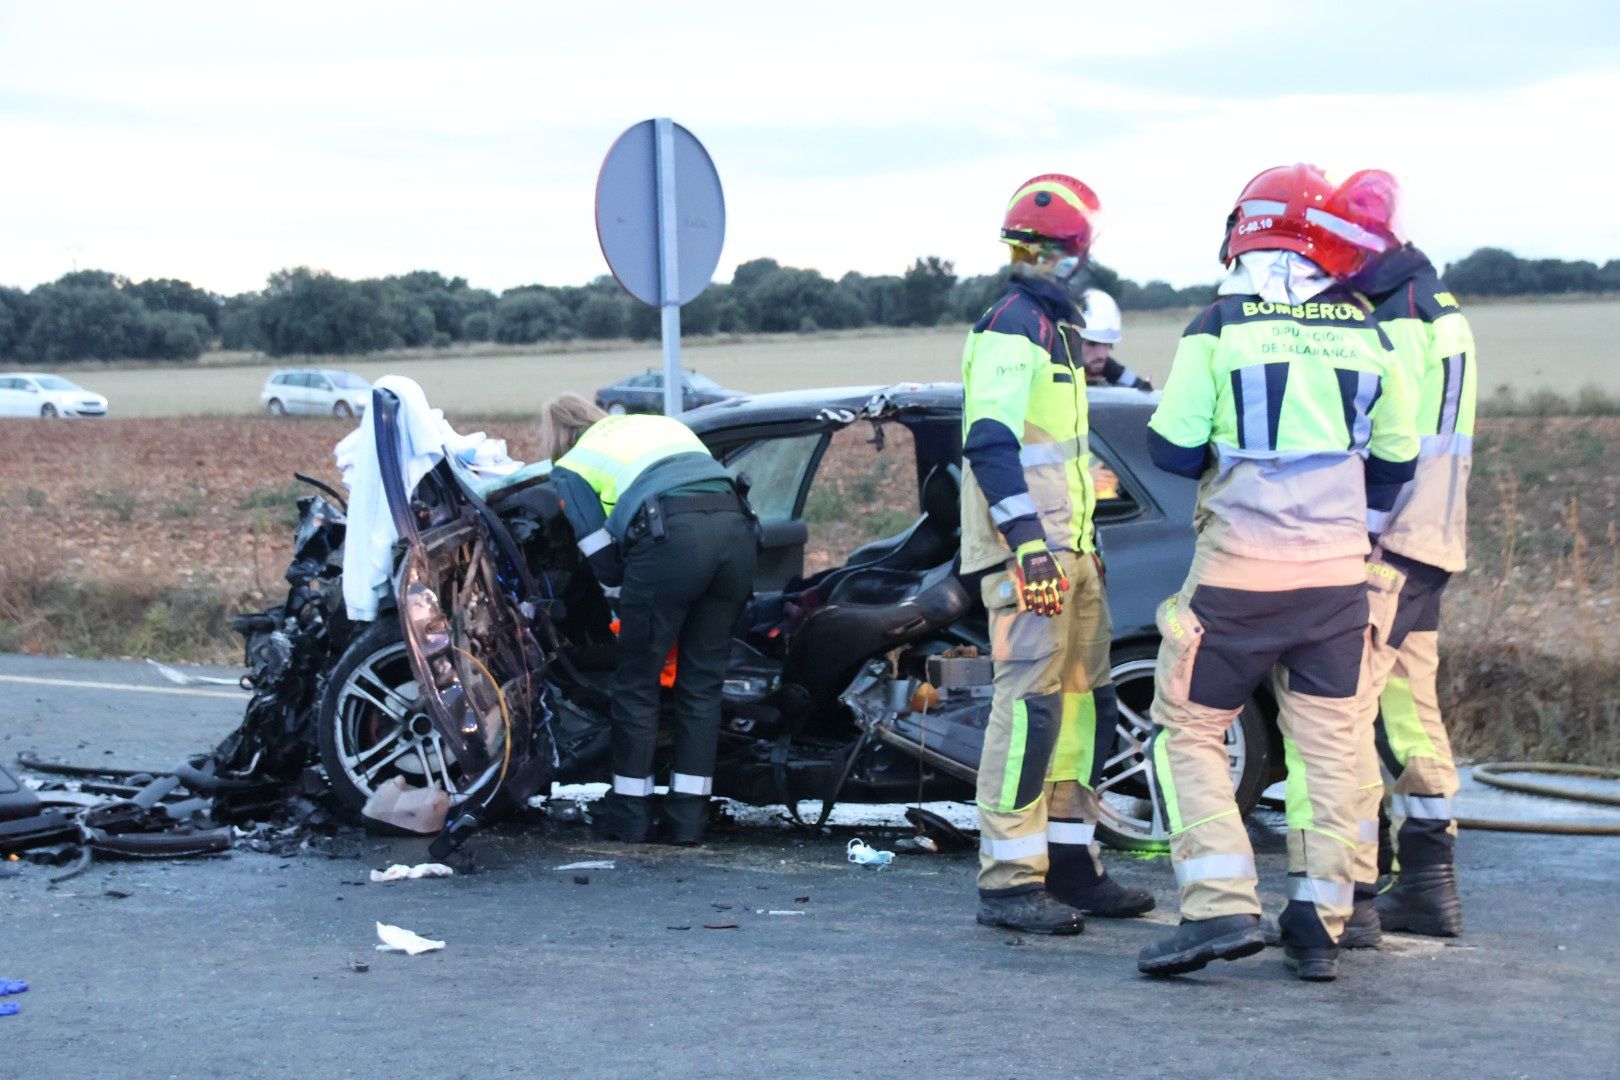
[631,488,745,541]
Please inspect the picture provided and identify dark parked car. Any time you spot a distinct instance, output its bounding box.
[594,369,743,414]
[281,381,1276,852]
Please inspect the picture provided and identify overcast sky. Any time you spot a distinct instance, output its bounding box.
[2,2,1618,295]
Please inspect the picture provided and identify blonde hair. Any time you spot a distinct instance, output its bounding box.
[538,393,607,461]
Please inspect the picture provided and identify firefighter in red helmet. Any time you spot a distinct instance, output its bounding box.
[1136,164,1418,981]
[962,174,1155,936]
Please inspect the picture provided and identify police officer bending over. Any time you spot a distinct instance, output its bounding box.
[542,402,758,845]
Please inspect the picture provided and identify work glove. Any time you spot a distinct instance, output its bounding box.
[1012,540,1068,617]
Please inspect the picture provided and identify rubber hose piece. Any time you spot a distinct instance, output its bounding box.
[1458,760,1620,837]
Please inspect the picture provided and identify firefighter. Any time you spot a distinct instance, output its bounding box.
[1337,170,1476,938]
[1135,163,1418,981]
[543,406,758,845]
[1075,289,1153,390]
[962,174,1155,936]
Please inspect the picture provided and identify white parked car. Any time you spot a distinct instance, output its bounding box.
[261,368,371,417]
[0,372,109,418]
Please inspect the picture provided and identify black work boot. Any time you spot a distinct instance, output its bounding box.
[1376,864,1463,937]
[1278,898,1340,982]
[1047,847,1155,918]
[589,793,652,843]
[1137,915,1265,976]
[977,889,1085,935]
[1339,886,1383,950]
[654,793,709,846]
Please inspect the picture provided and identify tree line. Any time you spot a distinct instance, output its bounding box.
[1,248,1615,365]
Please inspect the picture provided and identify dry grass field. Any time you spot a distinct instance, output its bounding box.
[45,298,1620,419]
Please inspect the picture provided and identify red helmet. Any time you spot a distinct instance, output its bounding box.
[1222,163,1386,278]
[1332,168,1403,247]
[1001,174,1100,257]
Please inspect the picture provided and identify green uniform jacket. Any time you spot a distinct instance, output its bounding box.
[1147,284,1420,561]
[551,413,732,586]
[960,278,1098,575]
[1354,245,1476,572]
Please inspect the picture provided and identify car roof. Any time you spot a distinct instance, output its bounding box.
[3,372,63,380]
[683,382,1158,434]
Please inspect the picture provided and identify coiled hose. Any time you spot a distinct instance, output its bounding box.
[1458,762,1620,836]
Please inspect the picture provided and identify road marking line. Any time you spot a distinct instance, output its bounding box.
[0,674,249,700]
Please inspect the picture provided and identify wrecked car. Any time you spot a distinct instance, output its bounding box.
[241,382,1278,852]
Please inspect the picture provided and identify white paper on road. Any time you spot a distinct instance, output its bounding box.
[375,922,445,955]
[554,860,616,871]
[369,863,455,883]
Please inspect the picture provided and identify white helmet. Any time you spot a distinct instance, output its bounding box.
[1078,288,1122,344]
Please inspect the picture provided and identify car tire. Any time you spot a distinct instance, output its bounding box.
[317,619,462,823]
[333,401,353,418]
[266,399,285,417]
[40,403,57,418]
[607,401,627,416]
[1094,639,1270,853]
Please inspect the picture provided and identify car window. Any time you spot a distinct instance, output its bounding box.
[724,432,825,524]
[799,422,920,576]
[631,373,661,388]
[1090,437,1142,522]
[308,375,333,391]
[329,371,369,389]
[34,375,77,390]
[686,373,721,391]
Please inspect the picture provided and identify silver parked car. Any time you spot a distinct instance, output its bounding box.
[261,368,371,417]
[0,372,109,418]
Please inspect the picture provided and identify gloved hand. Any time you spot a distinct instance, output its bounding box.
[1012,540,1068,617]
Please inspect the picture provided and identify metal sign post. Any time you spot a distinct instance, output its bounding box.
[654,118,682,417]
[595,118,726,416]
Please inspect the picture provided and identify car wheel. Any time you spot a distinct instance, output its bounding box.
[607,401,627,416]
[266,399,285,417]
[1094,640,1270,853]
[333,401,353,418]
[40,403,58,418]
[317,619,466,822]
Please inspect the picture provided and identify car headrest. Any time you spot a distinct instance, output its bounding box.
[921,464,961,525]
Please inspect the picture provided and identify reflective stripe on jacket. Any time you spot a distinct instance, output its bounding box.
[1358,247,1475,572]
[960,279,1097,574]
[1147,287,1419,562]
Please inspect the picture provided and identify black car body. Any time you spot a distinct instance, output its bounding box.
[289,382,1276,851]
[594,369,743,415]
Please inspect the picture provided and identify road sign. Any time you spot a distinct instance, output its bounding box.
[595,119,725,416]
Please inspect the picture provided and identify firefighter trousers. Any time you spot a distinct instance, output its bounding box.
[975,551,1115,895]
[1147,553,1368,944]
[598,507,757,840]
[1352,552,1458,882]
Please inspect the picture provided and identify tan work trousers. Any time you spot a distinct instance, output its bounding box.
[1148,550,1368,940]
[975,551,1112,894]
[1352,554,1459,882]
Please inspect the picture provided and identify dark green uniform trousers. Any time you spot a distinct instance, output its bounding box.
[597,504,757,842]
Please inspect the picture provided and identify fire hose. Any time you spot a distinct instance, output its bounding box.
[1455,761,1620,836]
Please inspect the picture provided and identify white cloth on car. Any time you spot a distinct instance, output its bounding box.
[335,375,526,620]
[336,376,449,621]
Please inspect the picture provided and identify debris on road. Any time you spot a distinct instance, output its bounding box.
[348,959,370,973]
[846,837,894,867]
[369,862,454,883]
[703,923,739,930]
[761,910,805,916]
[0,978,26,1018]
[554,860,616,871]
[374,923,445,955]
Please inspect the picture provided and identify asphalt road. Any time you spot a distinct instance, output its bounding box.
[3,654,1618,1079]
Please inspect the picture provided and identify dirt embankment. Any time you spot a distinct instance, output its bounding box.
[2,415,1617,765]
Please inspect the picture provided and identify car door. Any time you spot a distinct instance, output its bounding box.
[307,373,335,414]
[711,430,828,591]
[0,377,21,416]
[293,372,319,413]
